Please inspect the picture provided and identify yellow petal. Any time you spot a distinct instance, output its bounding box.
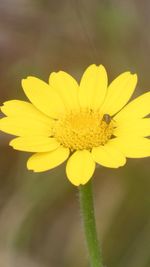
[114,92,150,122]
[49,71,80,110]
[114,118,150,137]
[100,72,137,115]
[79,64,108,109]
[110,137,150,158]
[22,76,65,118]
[0,116,52,136]
[66,150,95,186]
[10,136,60,152]
[1,100,52,124]
[27,146,70,172]
[92,141,126,168]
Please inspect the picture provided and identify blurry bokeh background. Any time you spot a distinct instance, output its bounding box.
[0,0,150,266]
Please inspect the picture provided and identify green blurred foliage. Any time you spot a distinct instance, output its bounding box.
[0,0,150,266]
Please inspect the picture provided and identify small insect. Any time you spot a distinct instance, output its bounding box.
[102,114,112,124]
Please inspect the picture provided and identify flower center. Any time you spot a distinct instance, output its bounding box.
[53,109,114,151]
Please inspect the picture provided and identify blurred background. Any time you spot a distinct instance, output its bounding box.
[0,0,150,266]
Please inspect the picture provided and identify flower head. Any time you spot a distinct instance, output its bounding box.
[1,64,150,186]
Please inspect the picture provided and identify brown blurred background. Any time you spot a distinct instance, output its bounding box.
[0,0,150,266]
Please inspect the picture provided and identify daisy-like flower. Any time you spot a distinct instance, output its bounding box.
[0,64,150,186]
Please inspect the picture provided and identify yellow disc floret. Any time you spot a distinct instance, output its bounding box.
[53,109,114,150]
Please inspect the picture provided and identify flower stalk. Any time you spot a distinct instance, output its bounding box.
[79,180,103,267]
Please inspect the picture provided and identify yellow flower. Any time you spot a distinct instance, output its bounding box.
[0,64,150,186]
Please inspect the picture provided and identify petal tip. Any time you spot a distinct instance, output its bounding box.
[27,162,33,171]
[9,140,14,147]
[98,64,105,69]
[0,105,4,112]
[21,78,27,87]
[133,73,138,80]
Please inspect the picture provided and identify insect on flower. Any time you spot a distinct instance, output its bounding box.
[102,114,112,125]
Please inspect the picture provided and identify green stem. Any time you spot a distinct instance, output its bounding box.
[79,180,103,267]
